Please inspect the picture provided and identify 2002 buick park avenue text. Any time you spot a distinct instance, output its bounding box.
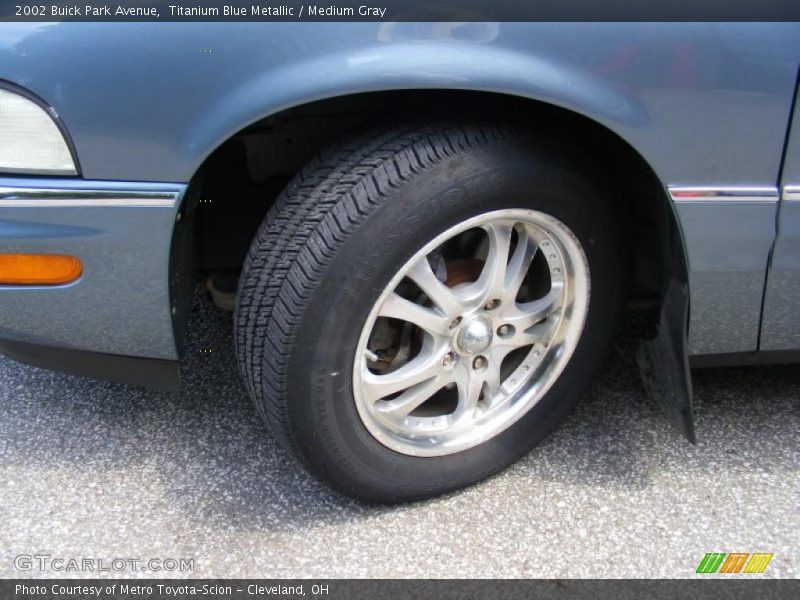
[15,5,161,16]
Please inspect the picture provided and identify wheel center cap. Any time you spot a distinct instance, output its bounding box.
[456,316,493,355]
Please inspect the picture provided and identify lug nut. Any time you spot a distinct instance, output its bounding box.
[449,316,462,330]
[442,352,456,368]
[484,299,500,310]
[497,324,515,338]
[473,356,487,371]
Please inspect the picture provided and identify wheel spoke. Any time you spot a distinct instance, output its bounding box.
[374,376,445,417]
[504,227,538,300]
[454,367,484,419]
[520,318,559,344]
[379,292,450,336]
[483,360,502,397]
[362,349,443,402]
[407,258,463,317]
[471,222,513,303]
[502,283,564,332]
[487,343,517,370]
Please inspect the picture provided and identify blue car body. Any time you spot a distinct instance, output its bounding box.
[0,22,799,396]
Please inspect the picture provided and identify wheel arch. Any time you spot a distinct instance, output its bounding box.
[179,41,689,295]
[187,85,688,303]
[180,42,653,180]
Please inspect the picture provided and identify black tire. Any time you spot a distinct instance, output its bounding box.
[235,121,624,502]
[234,123,456,413]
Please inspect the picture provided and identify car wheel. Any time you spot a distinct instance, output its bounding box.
[236,121,624,502]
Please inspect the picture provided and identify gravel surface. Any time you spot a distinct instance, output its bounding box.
[0,294,797,579]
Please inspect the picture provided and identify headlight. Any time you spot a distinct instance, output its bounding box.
[0,86,77,176]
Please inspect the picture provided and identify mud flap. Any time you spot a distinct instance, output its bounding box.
[636,277,696,442]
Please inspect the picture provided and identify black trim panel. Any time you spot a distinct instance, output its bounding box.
[637,278,695,443]
[0,338,180,392]
[690,350,800,368]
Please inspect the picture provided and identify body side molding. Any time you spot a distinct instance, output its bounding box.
[0,186,181,207]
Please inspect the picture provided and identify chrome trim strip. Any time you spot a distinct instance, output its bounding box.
[783,185,800,201]
[0,187,179,207]
[669,186,779,203]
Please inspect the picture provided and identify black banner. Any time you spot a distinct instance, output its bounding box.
[1,580,799,600]
[2,0,800,22]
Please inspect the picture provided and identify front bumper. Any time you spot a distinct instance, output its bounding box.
[0,177,187,387]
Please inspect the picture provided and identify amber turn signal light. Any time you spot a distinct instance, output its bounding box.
[0,253,83,285]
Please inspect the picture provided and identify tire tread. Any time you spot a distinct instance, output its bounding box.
[235,121,514,459]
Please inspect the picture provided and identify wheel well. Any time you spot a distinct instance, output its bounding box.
[184,89,680,315]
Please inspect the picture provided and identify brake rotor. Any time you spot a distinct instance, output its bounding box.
[444,258,484,288]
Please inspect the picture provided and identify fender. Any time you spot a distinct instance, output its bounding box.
[1,23,797,187]
[182,39,649,176]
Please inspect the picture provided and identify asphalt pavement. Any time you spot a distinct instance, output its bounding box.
[1,293,797,578]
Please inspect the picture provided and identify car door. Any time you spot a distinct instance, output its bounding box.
[761,79,800,353]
